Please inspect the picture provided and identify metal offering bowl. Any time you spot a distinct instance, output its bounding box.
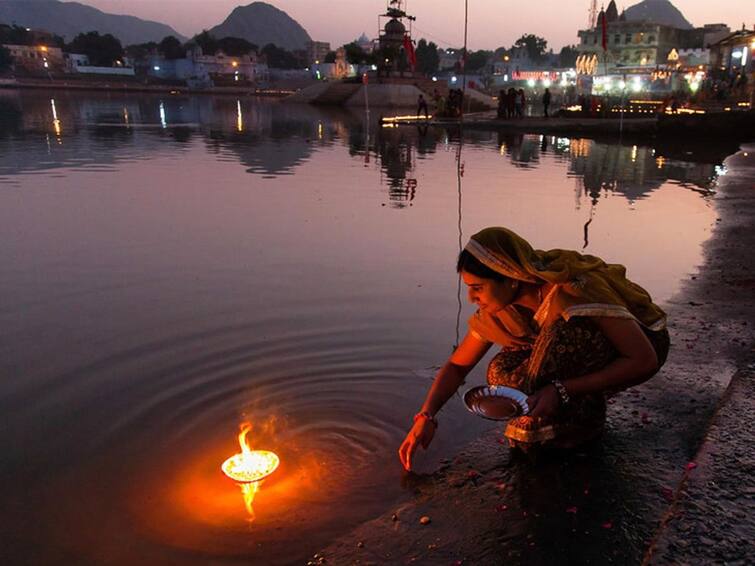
[463,385,530,421]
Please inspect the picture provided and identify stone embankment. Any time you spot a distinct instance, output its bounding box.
[287,81,497,110]
[643,145,755,566]
[310,145,755,565]
[0,76,295,97]
[460,109,755,144]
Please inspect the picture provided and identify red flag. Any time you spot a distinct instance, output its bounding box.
[600,11,607,51]
[403,34,416,70]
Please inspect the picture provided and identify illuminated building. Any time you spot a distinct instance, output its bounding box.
[576,0,729,73]
[2,44,64,73]
[708,28,755,78]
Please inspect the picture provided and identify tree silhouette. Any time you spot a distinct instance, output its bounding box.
[192,30,219,56]
[559,45,579,67]
[415,39,439,75]
[158,36,185,60]
[217,37,258,57]
[261,44,300,69]
[512,34,548,63]
[67,32,123,67]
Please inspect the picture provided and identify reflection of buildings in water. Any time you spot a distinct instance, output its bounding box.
[210,135,314,177]
[491,132,718,204]
[0,93,23,137]
[568,141,717,205]
[0,93,202,179]
[488,131,720,247]
[203,100,316,176]
[496,132,544,168]
[364,125,501,204]
[199,98,358,177]
[2,90,151,133]
[0,91,359,180]
[371,124,444,208]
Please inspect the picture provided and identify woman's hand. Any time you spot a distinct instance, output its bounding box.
[527,384,561,419]
[398,416,436,472]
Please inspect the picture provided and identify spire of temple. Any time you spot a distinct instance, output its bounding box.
[606,0,619,22]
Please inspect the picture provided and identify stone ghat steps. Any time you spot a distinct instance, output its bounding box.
[643,366,755,565]
[310,83,362,105]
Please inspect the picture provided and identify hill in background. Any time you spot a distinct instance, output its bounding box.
[208,2,311,52]
[624,0,693,30]
[0,0,185,45]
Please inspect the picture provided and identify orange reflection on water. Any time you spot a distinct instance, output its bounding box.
[128,428,335,556]
[221,422,280,521]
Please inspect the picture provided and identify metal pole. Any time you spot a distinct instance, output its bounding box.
[461,0,469,115]
[619,73,625,137]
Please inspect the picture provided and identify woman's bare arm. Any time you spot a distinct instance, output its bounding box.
[563,316,659,397]
[420,332,492,416]
[399,332,491,471]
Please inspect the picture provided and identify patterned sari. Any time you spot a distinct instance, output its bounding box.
[487,316,670,448]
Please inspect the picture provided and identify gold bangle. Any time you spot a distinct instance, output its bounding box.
[551,379,570,405]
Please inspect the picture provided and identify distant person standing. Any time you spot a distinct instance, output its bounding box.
[417,94,429,119]
[542,88,552,118]
[507,87,516,118]
[514,88,524,118]
[497,90,507,119]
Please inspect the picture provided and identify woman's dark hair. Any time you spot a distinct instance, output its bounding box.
[456,249,509,282]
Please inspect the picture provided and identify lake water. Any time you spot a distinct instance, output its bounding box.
[0,91,722,564]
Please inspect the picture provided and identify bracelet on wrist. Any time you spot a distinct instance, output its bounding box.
[414,411,438,427]
[551,379,570,406]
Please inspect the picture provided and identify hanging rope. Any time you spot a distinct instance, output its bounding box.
[454,0,469,351]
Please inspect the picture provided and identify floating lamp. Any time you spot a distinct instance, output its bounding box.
[222,423,279,521]
[222,423,279,484]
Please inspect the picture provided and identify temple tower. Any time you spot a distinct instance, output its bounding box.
[377,0,416,75]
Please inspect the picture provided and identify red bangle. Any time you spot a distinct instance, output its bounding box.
[414,411,438,427]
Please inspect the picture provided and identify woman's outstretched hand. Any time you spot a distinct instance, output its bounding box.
[527,384,560,419]
[398,417,436,472]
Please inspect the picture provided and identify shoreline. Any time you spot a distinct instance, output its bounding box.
[312,143,755,565]
[2,80,752,147]
[0,77,294,97]
[454,110,755,147]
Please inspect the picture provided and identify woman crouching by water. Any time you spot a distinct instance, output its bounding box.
[399,227,669,471]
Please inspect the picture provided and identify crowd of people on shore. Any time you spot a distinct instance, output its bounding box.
[497,88,556,119]
[415,89,466,119]
[433,88,465,118]
[497,88,527,119]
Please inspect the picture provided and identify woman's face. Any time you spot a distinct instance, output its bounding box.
[461,270,519,313]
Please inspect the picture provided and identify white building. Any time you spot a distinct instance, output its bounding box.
[3,44,64,72]
[149,47,268,85]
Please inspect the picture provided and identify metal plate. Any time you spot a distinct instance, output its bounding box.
[463,385,530,421]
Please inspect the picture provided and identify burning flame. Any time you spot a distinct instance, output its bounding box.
[221,423,280,520]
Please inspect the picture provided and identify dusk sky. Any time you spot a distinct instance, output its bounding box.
[78,0,752,50]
